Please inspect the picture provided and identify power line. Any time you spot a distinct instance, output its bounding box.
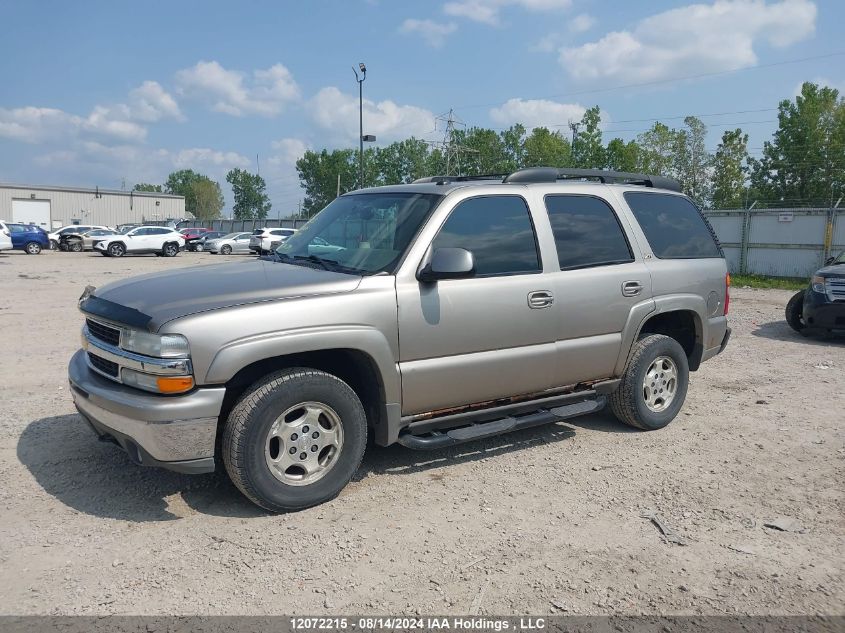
[451,51,845,111]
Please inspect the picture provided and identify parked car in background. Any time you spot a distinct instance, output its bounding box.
[786,250,845,335]
[249,228,297,255]
[179,227,212,251]
[48,225,109,250]
[8,223,49,254]
[206,232,252,254]
[61,228,120,252]
[192,231,227,252]
[0,220,13,252]
[93,226,185,257]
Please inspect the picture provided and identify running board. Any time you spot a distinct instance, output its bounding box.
[397,396,606,450]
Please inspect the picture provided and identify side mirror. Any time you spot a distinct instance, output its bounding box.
[418,247,475,282]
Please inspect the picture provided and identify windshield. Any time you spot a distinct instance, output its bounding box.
[275,192,442,275]
[832,250,845,265]
[220,233,240,239]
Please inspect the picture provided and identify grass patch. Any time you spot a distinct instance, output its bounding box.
[731,274,806,291]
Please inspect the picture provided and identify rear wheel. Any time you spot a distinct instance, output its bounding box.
[223,368,367,512]
[610,334,689,430]
[162,242,179,257]
[25,241,42,255]
[221,244,232,255]
[108,242,126,257]
[785,290,806,332]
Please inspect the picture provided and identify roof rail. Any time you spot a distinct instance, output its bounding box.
[412,174,508,185]
[503,167,681,192]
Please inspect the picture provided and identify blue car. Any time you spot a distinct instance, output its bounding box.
[8,223,49,254]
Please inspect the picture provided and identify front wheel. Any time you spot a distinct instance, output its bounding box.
[785,290,806,332]
[49,239,58,250]
[222,368,367,513]
[194,243,204,252]
[220,244,232,255]
[609,334,689,431]
[69,240,83,252]
[25,241,42,255]
[108,242,126,257]
[162,242,179,257]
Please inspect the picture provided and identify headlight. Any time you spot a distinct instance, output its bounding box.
[122,330,190,358]
[811,275,826,293]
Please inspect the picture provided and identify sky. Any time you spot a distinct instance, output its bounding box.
[0,0,842,217]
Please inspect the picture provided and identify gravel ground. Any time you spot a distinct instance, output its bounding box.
[0,249,842,616]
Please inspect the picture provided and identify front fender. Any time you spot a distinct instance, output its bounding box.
[203,325,401,405]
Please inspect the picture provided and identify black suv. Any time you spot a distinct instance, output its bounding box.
[786,250,845,334]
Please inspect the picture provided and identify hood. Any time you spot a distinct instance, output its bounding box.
[816,263,845,277]
[81,259,362,330]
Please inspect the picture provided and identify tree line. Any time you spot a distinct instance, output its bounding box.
[134,168,270,220]
[295,82,845,215]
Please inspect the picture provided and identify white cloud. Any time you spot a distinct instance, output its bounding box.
[443,0,572,26]
[175,60,300,117]
[128,81,183,122]
[569,13,594,33]
[400,18,458,47]
[171,148,250,169]
[793,77,845,97]
[560,0,817,83]
[309,87,435,144]
[489,98,591,130]
[0,81,182,145]
[270,138,309,165]
[0,107,81,143]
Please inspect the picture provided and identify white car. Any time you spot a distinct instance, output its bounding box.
[249,227,297,255]
[94,226,185,257]
[0,220,12,252]
[48,224,110,250]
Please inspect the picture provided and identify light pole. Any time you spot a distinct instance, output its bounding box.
[353,62,366,189]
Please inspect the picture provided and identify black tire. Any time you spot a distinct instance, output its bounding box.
[100,251,110,257]
[69,240,83,252]
[609,334,689,431]
[162,242,179,257]
[25,241,42,255]
[194,243,204,252]
[221,244,232,255]
[222,368,367,513]
[785,290,806,332]
[49,239,58,250]
[108,242,126,257]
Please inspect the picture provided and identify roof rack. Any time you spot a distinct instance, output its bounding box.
[412,174,508,185]
[503,167,681,192]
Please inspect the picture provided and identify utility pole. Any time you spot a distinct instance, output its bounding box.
[336,173,341,198]
[568,121,580,166]
[256,153,260,177]
[353,63,367,189]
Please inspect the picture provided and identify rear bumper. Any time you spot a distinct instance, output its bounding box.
[68,349,224,473]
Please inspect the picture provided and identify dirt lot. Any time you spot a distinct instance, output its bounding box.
[0,249,842,616]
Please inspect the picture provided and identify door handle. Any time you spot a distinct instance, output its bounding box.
[622,280,644,297]
[528,290,554,309]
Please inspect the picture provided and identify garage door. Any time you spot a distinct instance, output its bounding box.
[12,199,51,228]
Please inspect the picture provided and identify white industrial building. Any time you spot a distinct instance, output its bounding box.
[0,183,187,229]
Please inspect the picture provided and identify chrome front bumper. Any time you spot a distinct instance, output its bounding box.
[68,350,225,473]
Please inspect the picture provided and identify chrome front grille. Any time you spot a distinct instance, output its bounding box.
[86,318,120,346]
[826,277,845,302]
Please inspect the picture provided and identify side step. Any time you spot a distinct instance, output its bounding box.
[397,396,606,450]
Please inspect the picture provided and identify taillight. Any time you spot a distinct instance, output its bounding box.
[724,273,730,315]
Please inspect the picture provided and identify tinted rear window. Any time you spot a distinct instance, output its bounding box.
[544,195,633,270]
[624,192,721,259]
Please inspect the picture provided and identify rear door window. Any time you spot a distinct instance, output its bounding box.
[624,192,721,259]
[544,195,633,270]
